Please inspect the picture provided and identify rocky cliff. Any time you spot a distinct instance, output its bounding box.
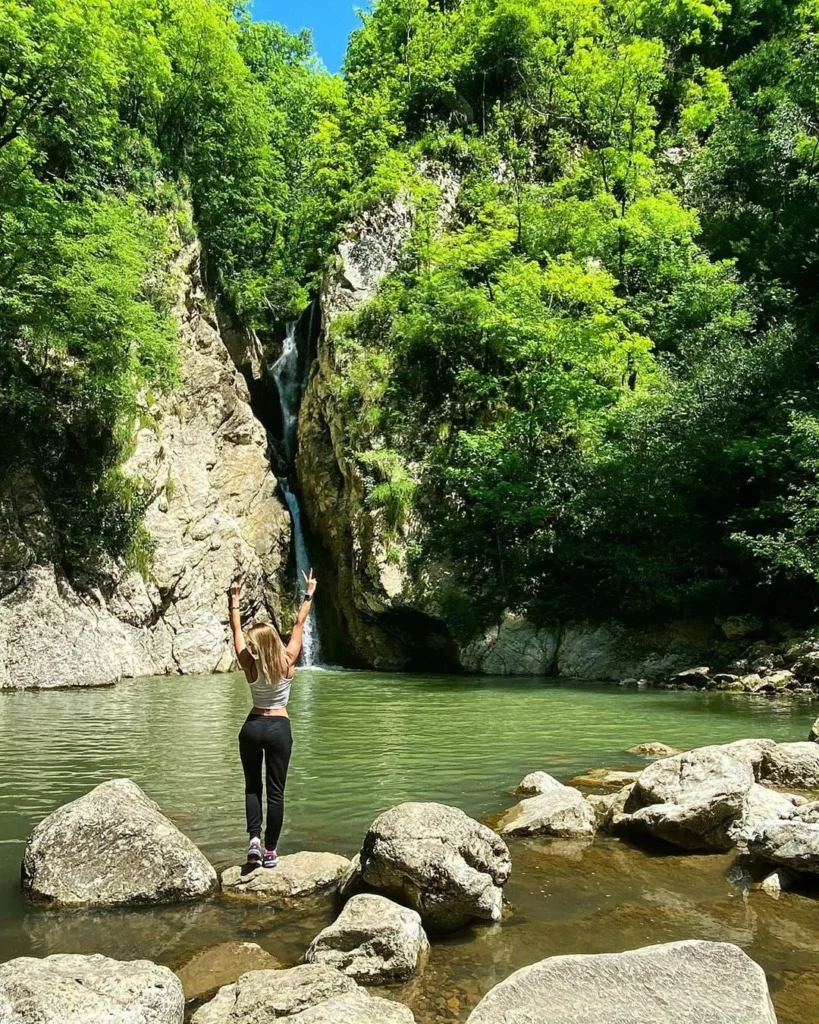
[0,241,291,689]
[297,178,465,670]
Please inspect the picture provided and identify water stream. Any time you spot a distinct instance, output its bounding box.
[1,674,818,1022]
[271,319,321,665]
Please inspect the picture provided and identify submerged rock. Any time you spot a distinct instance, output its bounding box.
[0,953,184,1023]
[220,852,350,902]
[498,784,596,840]
[190,964,415,1023]
[175,942,283,1002]
[21,779,217,907]
[464,939,776,1024]
[626,742,681,758]
[760,742,819,788]
[357,802,511,932]
[306,893,429,982]
[615,746,754,850]
[569,768,643,788]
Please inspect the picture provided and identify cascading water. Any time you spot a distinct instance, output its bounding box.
[271,320,321,666]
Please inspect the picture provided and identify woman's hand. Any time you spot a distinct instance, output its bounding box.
[302,568,317,597]
[229,575,243,607]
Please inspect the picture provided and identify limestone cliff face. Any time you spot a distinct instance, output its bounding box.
[0,241,291,689]
[298,189,462,670]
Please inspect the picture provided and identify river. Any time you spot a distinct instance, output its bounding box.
[1,672,818,1021]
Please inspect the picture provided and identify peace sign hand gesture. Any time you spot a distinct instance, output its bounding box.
[302,568,318,597]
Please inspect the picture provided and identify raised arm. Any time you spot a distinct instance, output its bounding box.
[285,569,318,667]
[229,577,255,680]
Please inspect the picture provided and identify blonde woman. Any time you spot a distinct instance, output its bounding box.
[228,570,317,868]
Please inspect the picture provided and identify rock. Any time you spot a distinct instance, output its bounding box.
[758,869,787,897]
[626,742,681,758]
[720,739,776,778]
[190,964,415,1024]
[728,784,798,848]
[175,942,283,1002]
[515,771,566,795]
[740,673,767,692]
[0,953,183,1023]
[357,802,511,932]
[670,667,712,688]
[714,674,745,691]
[615,746,754,850]
[305,894,429,982]
[460,612,558,676]
[586,785,635,830]
[792,801,819,824]
[569,768,642,788]
[497,783,597,839]
[760,742,819,788]
[464,939,776,1024]
[555,621,703,682]
[764,669,796,690]
[808,716,819,743]
[21,779,217,906]
[720,615,763,641]
[221,852,351,902]
[0,240,291,689]
[747,819,819,874]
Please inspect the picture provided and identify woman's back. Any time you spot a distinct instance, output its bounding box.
[248,662,292,711]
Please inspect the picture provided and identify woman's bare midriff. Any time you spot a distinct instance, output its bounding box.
[251,707,289,717]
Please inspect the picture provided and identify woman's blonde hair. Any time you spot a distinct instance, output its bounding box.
[245,622,289,682]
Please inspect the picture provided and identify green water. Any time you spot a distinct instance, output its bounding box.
[1,671,819,1022]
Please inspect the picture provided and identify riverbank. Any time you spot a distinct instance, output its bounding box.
[2,673,819,1021]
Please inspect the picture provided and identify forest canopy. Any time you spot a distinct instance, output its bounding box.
[1,0,818,624]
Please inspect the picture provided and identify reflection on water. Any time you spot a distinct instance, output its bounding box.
[1,672,818,1022]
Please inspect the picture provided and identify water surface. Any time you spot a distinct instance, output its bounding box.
[1,671,817,1021]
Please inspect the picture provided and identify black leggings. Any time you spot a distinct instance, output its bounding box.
[238,715,293,851]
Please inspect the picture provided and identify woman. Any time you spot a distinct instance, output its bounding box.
[228,569,317,868]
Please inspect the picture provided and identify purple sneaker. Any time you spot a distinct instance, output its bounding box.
[247,838,262,865]
[263,849,278,869]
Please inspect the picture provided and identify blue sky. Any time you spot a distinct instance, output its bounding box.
[250,0,363,72]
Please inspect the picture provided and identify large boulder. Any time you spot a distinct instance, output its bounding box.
[221,852,350,903]
[615,746,754,850]
[305,894,429,982]
[497,781,596,839]
[460,612,558,676]
[746,819,819,874]
[515,771,565,796]
[357,802,511,932]
[21,779,217,906]
[720,739,777,779]
[190,964,415,1024]
[728,784,799,848]
[464,940,776,1024]
[760,742,819,788]
[0,953,183,1024]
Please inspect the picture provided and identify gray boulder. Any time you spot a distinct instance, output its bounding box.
[465,939,776,1024]
[616,746,754,850]
[305,894,428,982]
[515,771,565,796]
[497,784,596,839]
[747,819,819,874]
[221,852,350,902]
[569,768,643,788]
[760,742,819,788]
[720,739,776,779]
[357,802,511,932]
[586,785,634,831]
[728,784,798,848]
[190,964,414,1024]
[0,953,183,1024]
[21,779,217,906]
[809,716,819,743]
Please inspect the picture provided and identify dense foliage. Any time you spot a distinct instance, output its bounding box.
[3,0,818,625]
[0,0,341,575]
[332,0,819,623]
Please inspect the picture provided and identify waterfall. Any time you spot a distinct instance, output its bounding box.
[271,320,321,666]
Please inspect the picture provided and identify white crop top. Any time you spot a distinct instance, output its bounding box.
[248,659,292,710]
